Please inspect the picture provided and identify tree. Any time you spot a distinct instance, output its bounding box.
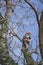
[40,11,43,60]
[0,0,18,65]
[0,0,43,65]
[24,0,43,61]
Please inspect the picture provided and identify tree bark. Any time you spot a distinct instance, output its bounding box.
[40,11,43,60]
[0,0,18,65]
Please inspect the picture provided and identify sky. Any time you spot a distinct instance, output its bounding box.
[0,0,43,65]
[9,0,43,64]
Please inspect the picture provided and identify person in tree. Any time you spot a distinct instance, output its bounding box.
[22,32,31,50]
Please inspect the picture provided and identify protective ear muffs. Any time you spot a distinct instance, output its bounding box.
[26,35,30,38]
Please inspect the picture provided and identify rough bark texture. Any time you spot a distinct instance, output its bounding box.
[0,0,18,65]
[40,11,43,60]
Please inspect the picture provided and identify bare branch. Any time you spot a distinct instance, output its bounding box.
[31,50,39,55]
[9,48,21,59]
[0,2,16,7]
[9,30,22,42]
[24,0,39,25]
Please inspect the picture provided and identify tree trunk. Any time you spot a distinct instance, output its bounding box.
[40,11,43,60]
[0,0,18,65]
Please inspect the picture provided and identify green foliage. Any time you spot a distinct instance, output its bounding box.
[0,13,3,20]
[0,36,18,65]
[22,47,34,65]
[0,13,18,65]
[22,47,43,65]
